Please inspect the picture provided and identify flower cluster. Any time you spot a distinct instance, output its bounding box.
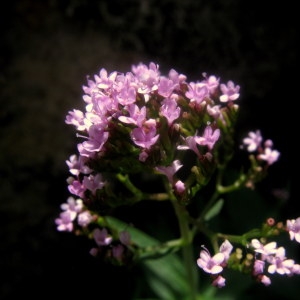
[57,62,244,230]
[242,130,280,166]
[56,62,296,297]
[197,240,233,288]
[197,218,300,288]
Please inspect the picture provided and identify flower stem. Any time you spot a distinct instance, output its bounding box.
[172,198,198,300]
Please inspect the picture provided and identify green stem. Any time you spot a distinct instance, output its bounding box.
[217,173,247,194]
[171,197,198,300]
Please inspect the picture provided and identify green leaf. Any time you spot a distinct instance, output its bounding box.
[142,255,190,299]
[105,216,159,247]
[105,216,190,299]
[204,199,224,221]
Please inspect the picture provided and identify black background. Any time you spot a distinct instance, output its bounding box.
[0,0,298,299]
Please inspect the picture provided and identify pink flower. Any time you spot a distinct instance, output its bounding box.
[201,74,220,94]
[65,109,86,131]
[93,228,113,246]
[286,217,300,243]
[160,96,181,126]
[242,130,262,152]
[258,147,280,165]
[115,81,137,106]
[138,150,149,162]
[177,136,201,158]
[82,173,106,195]
[267,247,295,275]
[60,196,83,220]
[219,80,240,102]
[118,104,146,127]
[175,180,186,194]
[253,259,265,275]
[79,124,109,156]
[260,275,271,286]
[131,62,160,94]
[194,126,220,150]
[67,178,86,198]
[87,68,117,91]
[185,82,209,104]
[158,77,176,97]
[168,68,187,87]
[212,275,226,288]
[66,154,91,176]
[251,239,277,257]
[130,119,159,149]
[219,239,233,262]
[197,248,225,274]
[77,211,94,227]
[155,160,183,184]
[55,211,74,232]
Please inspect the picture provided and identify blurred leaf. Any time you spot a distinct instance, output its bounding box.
[142,255,190,300]
[105,216,190,299]
[204,199,224,221]
[105,216,159,247]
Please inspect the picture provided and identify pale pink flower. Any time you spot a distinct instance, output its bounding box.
[168,68,187,87]
[267,247,295,275]
[253,259,265,275]
[207,104,222,120]
[158,77,176,97]
[175,180,186,194]
[130,119,159,149]
[177,136,202,158]
[290,263,300,274]
[118,104,146,127]
[197,248,225,274]
[60,196,83,220]
[115,81,137,106]
[67,178,86,198]
[66,154,91,176]
[79,124,109,156]
[258,147,280,165]
[77,211,94,227]
[219,239,233,262]
[185,83,209,104]
[242,130,262,152]
[251,239,277,257]
[65,109,86,131]
[286,217,300,243]
[139,150,149,162]
[260,275,271,286]
[160,96,181,126]
[82,173,106,195]
[201,74,220,94]
[93,228,113,246]
[194,126,220,150]
[155,160,183,184]
[91,68,117,90]
[219,80,240,102]
[212,275,226,288]
[131,62,160,94]
[55,211,74,232]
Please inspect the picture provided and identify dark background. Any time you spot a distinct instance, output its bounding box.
[0,0,298,299]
